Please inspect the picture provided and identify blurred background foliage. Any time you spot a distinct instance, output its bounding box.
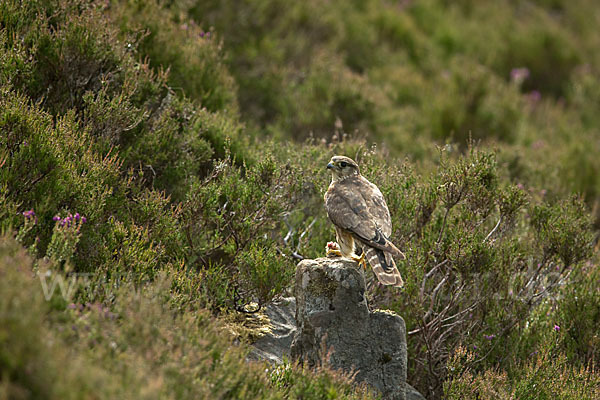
[1,0,600,398]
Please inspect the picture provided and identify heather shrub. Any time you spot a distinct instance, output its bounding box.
[423,60,524,144]
[180,0,600,208]
[0,86,127,262]
[0,0,125,115]
[109,0,237,112]
[186,0,388,140]
[2,0,600,399]
[444,341,600,400]
[0,0,247,199]
[268,359,373,399]
[1,83,291,308]
[0,236,137,399]
[0,236,375,399]
[178,156,303,311]
[336,146,595,399]
[552,257,600,367]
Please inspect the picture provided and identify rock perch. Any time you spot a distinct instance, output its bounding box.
[291,257,407,400]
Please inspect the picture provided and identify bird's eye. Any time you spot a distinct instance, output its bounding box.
[340,161,347,168]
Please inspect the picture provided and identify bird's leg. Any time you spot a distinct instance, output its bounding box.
[351,252,367,270]
[326,241,343,257]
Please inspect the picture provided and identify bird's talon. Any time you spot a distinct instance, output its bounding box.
[327,249,343,257]
[351,252,367,270]
[326,241,343,257]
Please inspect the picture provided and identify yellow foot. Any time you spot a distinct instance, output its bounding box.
[326,242,343,257]
[351,252,367,270]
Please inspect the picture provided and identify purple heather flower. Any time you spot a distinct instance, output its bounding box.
[53,215,60,221]
[484,334,496,340]
[74,212,80,221]
[199,31,205,37]
[554,325,560,332]
[510,67,530,84]
[527,90,541,104]
[23,209,35,219]
[81,216,87,223]
[531,140,545,150]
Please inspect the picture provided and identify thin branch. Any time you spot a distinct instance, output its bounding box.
[439,300,480,326]
[423,270,450,322]
[282,214,315,260]
[420,259,448,302]
[483,215,502,243]
[436,207,451,244]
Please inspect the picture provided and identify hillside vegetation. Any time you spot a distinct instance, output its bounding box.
[1,0,600,399]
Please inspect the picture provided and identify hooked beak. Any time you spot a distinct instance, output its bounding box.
[326,162,335,170]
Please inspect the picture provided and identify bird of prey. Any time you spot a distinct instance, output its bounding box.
[324,155,405,287]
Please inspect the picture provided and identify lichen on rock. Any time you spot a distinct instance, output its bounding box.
[291,257,408,400]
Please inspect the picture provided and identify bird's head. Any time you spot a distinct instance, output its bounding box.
[327,155,360,181]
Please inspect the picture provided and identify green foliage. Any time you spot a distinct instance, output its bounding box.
[45,213,87,265]
[444,341,600,400]
[109,0,238,112]
[179,157,301,311]
[268,360,373,399]
[347,146,594,398]
[552,258,600,367]
[181,0,600,212]
[0,237,126,399]
[0,236,374,399]
[531,197,594,266]
[238,244,294,307]
[0,0,247,201]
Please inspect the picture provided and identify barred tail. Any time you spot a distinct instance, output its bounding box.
[365,247,404,288]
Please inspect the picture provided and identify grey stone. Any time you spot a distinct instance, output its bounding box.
[406,383,427,400]
[291,257,407,400]
[247,297,296,364]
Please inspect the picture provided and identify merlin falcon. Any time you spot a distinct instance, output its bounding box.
[324,155,405,287]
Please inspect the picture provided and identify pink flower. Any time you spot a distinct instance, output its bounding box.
[554,325,560,332]
[531,140,545,150]
[510,67,530,84]
[22,209,38,224]
[527,90,541,104]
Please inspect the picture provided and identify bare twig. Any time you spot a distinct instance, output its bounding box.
[423,270,450,322]
[436,207,452,244]
[420,259,449,302]
[483,215,502,243]
[282,214,315,260]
